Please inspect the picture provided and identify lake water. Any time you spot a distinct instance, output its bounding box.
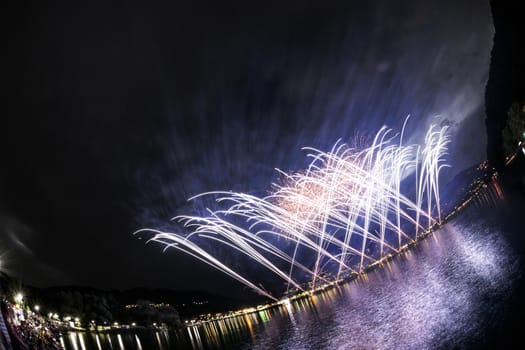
[61,182,524,349]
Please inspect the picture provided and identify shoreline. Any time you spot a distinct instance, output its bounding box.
[58,165,497,334]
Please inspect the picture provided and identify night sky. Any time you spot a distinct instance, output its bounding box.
[3,1,493,297]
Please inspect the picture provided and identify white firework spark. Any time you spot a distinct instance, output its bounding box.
[136,121,450,300]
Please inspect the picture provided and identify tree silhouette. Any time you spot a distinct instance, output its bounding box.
[502,102,525,157]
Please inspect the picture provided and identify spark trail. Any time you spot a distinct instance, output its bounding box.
[136,122,450,300]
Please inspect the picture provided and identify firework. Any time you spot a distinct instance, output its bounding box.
[136,121,450,300]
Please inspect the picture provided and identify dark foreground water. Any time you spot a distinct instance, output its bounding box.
[62,184,524,349]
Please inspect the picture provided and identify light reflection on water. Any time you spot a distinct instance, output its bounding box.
[244,216,517,349]
[62,197,519,349]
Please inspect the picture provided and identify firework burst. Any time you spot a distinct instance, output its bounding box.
[136,121,450,300]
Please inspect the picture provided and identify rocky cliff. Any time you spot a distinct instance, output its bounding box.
[485,1,525,169]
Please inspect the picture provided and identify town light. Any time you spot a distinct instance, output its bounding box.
[14,293,23,304]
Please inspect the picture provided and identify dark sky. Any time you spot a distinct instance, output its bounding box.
[2,0,492,297]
